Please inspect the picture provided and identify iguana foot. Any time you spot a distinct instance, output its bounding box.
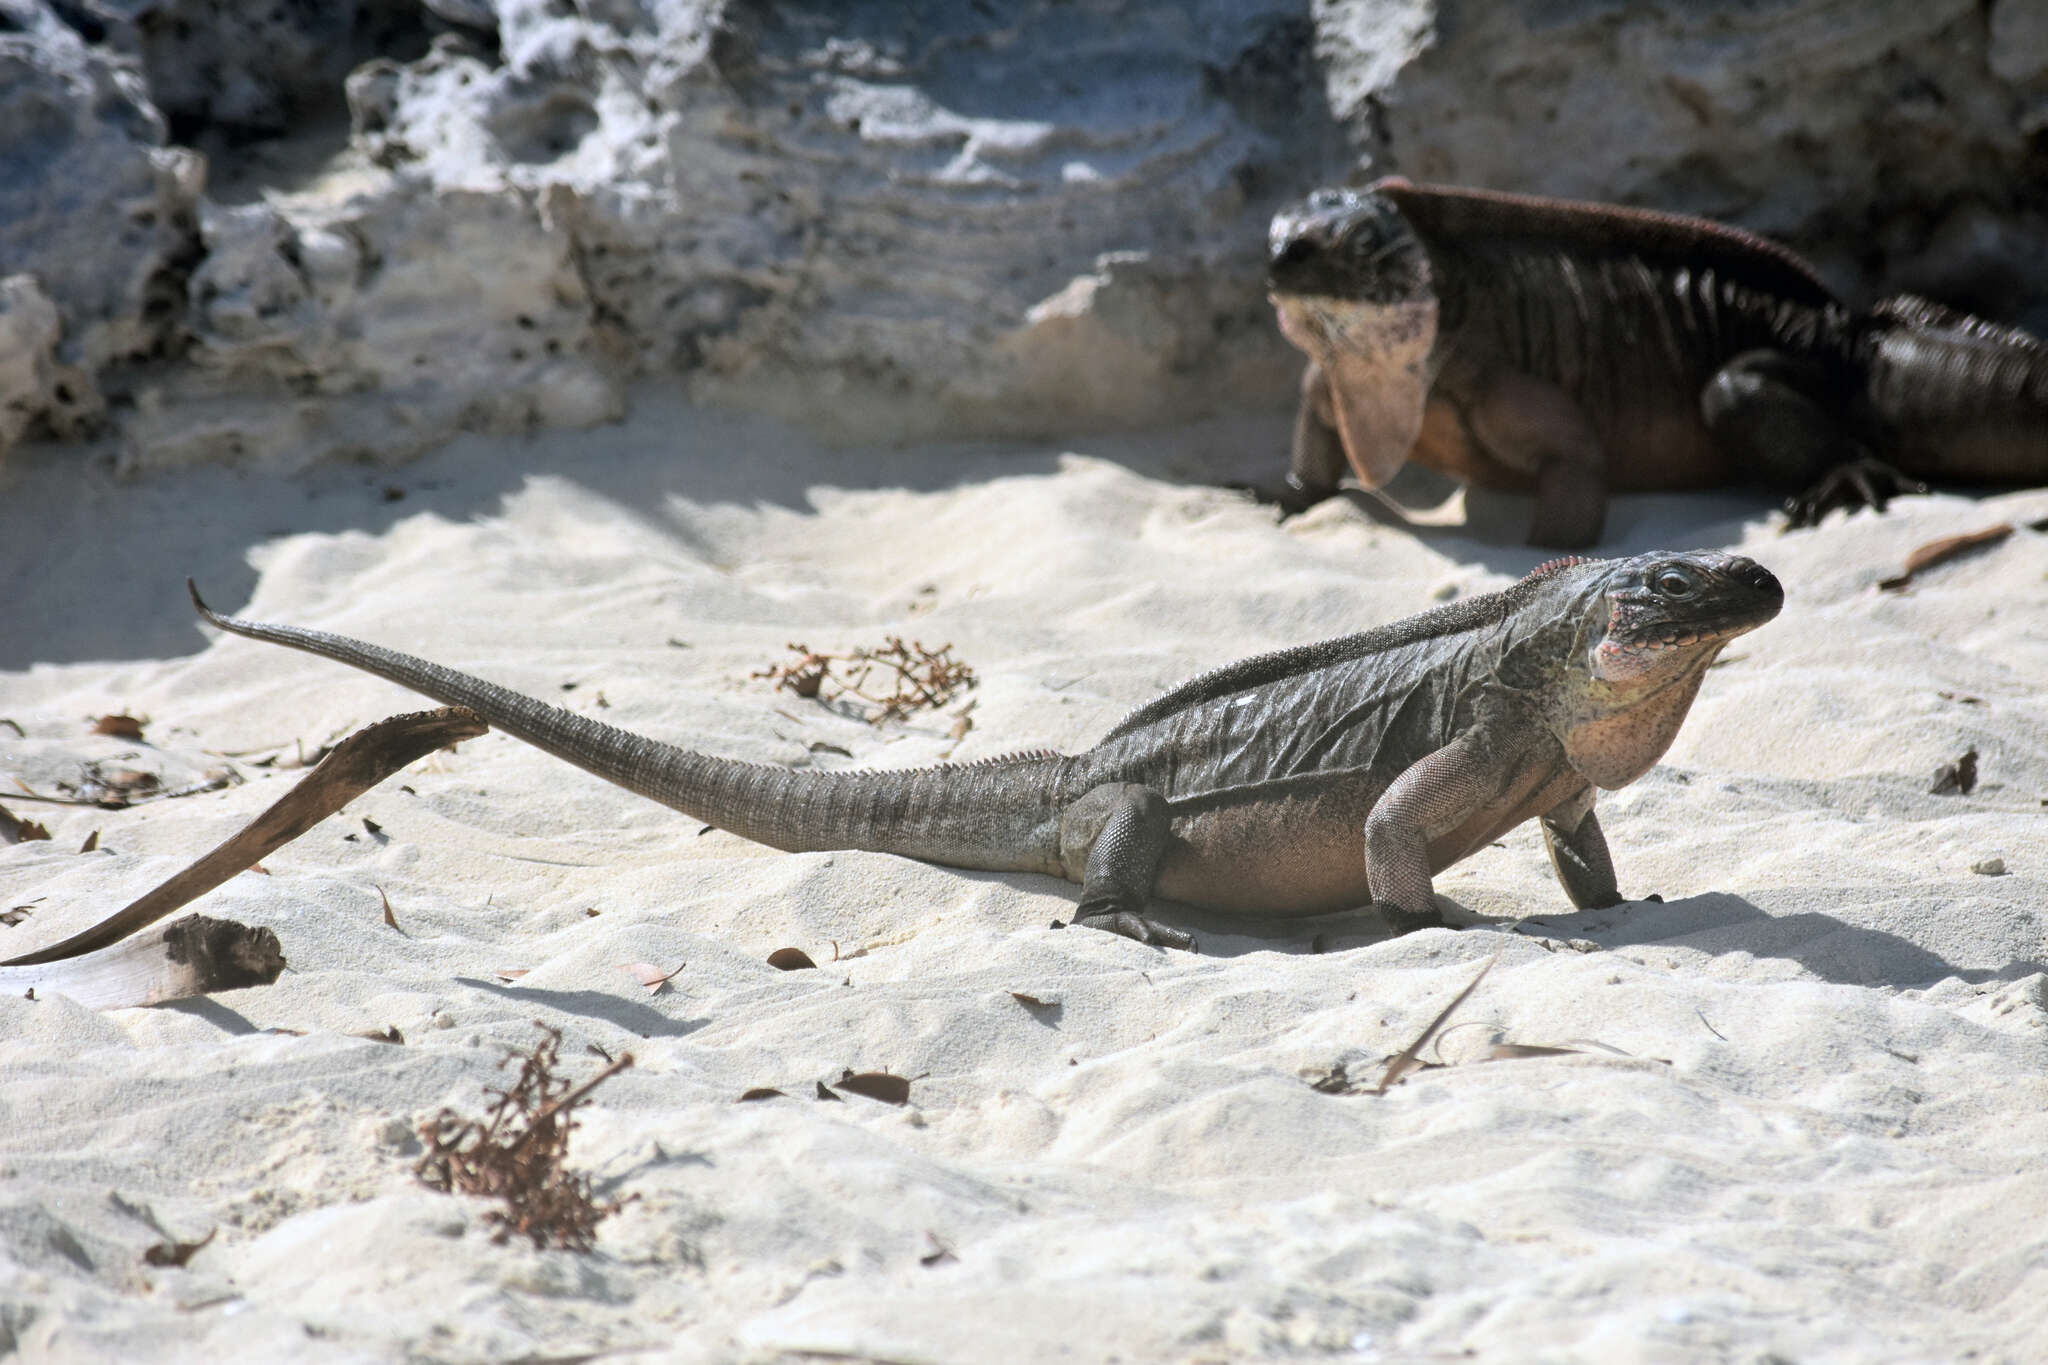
[1225,474,1333,519]
[1072,898,1195,950]
[1377,902,1450,935]
[1783,458,1929,528]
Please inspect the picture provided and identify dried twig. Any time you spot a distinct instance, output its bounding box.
[415,1025,636,1251]
[753,639,976,725]
[1374,954,1497,1095]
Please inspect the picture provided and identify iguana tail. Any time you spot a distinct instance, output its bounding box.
[1864,295,2048,481]
[188,583,1068,878]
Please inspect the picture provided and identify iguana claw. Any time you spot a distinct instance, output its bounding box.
[1783,458,1929,528]
[1073,901,1196,950]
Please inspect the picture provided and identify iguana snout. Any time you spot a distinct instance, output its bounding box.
[1595,552,1782,665]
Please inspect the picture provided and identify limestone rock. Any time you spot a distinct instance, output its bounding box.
[2,0,2045,467]
[1339,0,2048,316]
[0,5,202,385]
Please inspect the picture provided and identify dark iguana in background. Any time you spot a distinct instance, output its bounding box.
[1266,178,2048,548]
[189,551,1781,949]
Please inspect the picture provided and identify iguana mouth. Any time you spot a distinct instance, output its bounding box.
[1609,602,1780,651]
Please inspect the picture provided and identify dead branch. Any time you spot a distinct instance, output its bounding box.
[753,638,976,724]
[415,1024,636,1251]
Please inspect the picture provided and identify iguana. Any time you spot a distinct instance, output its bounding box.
[187,551,1781,948]
[1266,178,2048,548]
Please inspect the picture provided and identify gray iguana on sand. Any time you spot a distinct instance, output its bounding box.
[1266,178,2048,548]
[189,551,1781,949]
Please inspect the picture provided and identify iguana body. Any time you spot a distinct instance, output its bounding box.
[189,552,1781,947]
[1267,178,2048,547]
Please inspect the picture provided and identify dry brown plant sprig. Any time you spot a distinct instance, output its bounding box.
[414,1024,636,1251]
[753,638,976,724]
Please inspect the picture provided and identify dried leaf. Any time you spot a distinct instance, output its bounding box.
[767,947,817,971]
[78,830,99,854]
[737,1087,786,1102]
[141,1227,215,1267]
[1375,955,1497,1096]
[919,1233,957,1267]
[0,805,49,844]
[356,1025,405,1045]
[815,1081,842,1102]
[621,962,686,994]
[362,817,383,836]
[99,768,157,793]
[1307,1061,1360,1095]
[1878,522,2014,590]
[91,714,146,741]
[495,968,530,982]
[1,905,35,927]
[1930,748,1979,796]
[1009,991,1058,1010]
[378,886,401,931]
[835,1070,910,1105]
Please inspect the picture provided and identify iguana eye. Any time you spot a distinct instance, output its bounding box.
[1654,568,1694,596]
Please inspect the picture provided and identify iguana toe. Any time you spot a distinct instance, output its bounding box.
[1377,902,1450,935]
[1783,458,1929,528]
[1074,904,1195,950]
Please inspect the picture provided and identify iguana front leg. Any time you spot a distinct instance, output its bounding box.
[1466,371,1608,548]
[1364,727,1554,932]
[1059,783,1194,950]
[1538,786,1622,909]
[1285,363,1352,511]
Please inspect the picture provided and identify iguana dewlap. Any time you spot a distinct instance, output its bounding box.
[1267,178,2048,548]
[190,551,1781,948]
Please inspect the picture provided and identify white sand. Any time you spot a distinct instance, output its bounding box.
[3,392,2045,1363]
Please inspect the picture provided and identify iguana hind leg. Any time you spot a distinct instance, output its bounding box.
[1701,349,1927,527]
[1060,783,1194,950]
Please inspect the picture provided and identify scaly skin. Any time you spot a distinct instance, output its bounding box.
[1267,178,2048,547]
[189,551,1781,948]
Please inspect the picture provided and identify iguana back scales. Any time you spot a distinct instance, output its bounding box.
[189,551,1781,948]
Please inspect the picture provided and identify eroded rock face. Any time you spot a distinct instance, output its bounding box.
[0,3,201,456]
[1334,0,2048,314]
[0,0,2042,469]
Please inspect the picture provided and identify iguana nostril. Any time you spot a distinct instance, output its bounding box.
[1728,558,1782,597]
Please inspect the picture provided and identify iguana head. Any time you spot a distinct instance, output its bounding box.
[1522,552,1783,789]
[1267,182,1439,488]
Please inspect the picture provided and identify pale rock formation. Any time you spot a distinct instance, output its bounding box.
[1,0,2043,468]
